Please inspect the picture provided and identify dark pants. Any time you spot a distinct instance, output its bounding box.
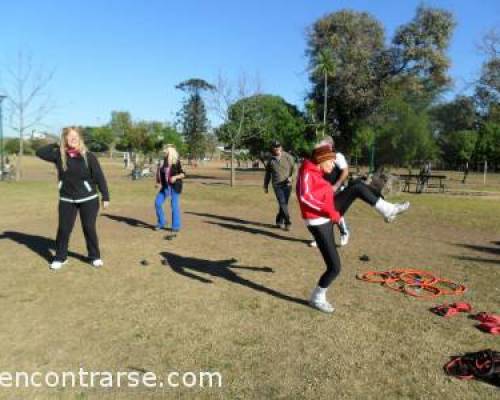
[308,221,341,288]
[335,181,379,216]
[55,199,100,261]
[273,183,291,226]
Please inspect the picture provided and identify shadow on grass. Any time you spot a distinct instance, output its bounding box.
[161,252,308,306]
[101,213,156,230]
[186,211,277,229]
[0,231,87,263]
[185,174,220,180]
[455,243,500,256]
[205,221,309,244]
[200,182,228,186]
[453,256,500,266]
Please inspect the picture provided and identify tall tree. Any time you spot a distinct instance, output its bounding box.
[306,6,455,152]
[314,48,336,135]
[210,73,256,186]
[176,78,214,160]
[1,51,55,180]
[110,111,133,151]
[307,10,386,150]
[218,94,308,161]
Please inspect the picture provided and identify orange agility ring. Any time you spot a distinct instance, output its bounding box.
[357,271,396,283]
[399,271,438,285]
[432,279,467,295]
[404,284,441,298]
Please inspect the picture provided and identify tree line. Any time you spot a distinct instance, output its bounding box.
[2,5,499,181]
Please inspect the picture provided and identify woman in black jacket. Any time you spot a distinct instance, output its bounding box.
[36,127,110,270]
[155,145,185,232]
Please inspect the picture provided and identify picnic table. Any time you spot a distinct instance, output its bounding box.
[397,174,447,193]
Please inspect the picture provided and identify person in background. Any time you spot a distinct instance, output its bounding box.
[263,140,296,231]
[155,145,185,233]
[462,161,469,184]
[418,161,432,193]
[36,127,110,270]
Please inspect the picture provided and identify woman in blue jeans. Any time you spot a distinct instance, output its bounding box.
[154,146,185,231]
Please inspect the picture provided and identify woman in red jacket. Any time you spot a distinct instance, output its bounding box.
[297,146,409,313]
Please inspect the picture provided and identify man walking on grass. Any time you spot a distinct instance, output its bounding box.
[264,140,296,231]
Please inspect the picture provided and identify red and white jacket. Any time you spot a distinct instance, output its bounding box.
[296,159,340,225]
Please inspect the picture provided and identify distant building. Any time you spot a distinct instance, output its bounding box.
[30,131,48,140]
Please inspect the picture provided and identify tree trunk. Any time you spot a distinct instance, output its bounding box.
[323,71,328,135]
[230,143,235,187]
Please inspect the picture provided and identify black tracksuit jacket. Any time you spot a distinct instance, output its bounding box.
[36,144,110,202]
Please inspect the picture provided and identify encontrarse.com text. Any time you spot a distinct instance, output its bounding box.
[0,369,222,389]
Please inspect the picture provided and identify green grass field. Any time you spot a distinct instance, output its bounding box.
[0,157,499,399]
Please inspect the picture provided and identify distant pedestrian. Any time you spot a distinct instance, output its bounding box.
[263,140,296,231]
[462,161,469,184]
[154,145,185,232]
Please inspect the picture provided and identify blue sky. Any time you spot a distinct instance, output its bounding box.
[0,0,499,137]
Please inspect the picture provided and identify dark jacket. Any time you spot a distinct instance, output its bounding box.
[264,151,296,189]
[156,160,185,194]
[36,144,110,202]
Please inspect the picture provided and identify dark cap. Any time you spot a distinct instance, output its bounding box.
[271,140,281,149]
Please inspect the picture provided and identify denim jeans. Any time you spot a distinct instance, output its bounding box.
[273,183,291,226]
[155,186,181,231]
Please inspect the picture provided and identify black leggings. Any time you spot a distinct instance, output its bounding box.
[55,199,100,261]
[335,181,379,215]
[307,182,380,289]
[308,221,340,288]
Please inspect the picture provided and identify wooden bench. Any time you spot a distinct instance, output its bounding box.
[397,174,447,193]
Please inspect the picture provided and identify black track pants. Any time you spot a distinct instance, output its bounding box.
[308,221,341,288]
[55,199,100,261]
[335,181,379,215]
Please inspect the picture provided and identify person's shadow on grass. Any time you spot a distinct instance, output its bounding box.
[0,231,87,263]
[186,211,277,229]
[101,213,156,230]
[161,252,309,307]
[204,221,309,244]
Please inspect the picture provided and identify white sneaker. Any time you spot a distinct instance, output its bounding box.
[91,259,104,268]
[50,260,68,270]
[309,299,335,313]
[385,201,410,223]
[309,240,318,248]
[339,231,350,246]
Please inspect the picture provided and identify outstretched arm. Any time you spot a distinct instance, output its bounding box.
[36,144,59,163]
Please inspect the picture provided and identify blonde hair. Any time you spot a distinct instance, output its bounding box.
[164,146,178,166]
[60,126,87,170]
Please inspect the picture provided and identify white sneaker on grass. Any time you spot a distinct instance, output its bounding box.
[309,240,318,248]
[91,259,104,268]
[309,299,335,313]
[50,260,68,270]
[309,286,335,313]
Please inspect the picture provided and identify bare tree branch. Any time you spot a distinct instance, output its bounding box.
[1,51,56,180]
